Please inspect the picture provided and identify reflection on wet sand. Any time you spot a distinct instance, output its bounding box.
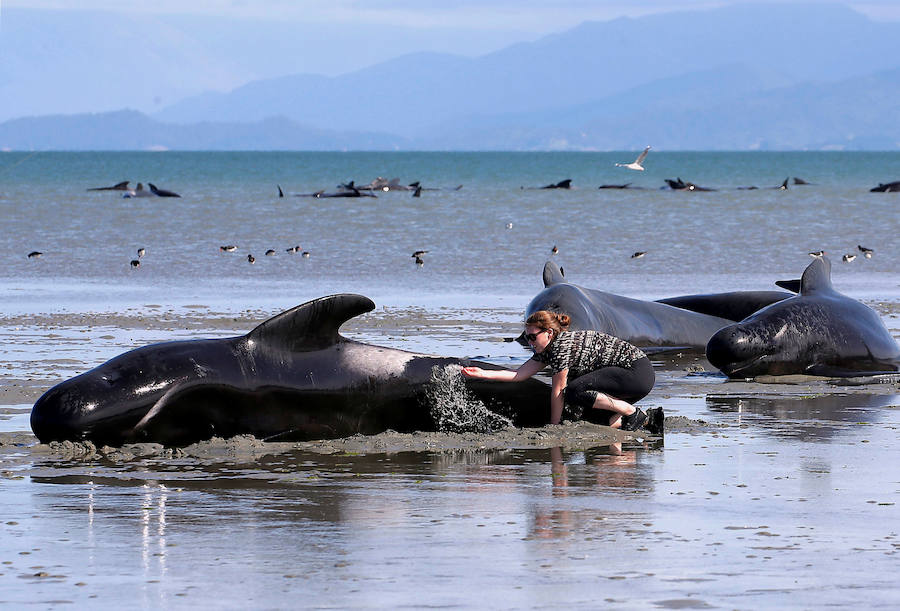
[140,483,168,590]
[706,393,896,440]
[530,443,659,541]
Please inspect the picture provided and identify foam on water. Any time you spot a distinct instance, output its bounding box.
[424,364,513,433]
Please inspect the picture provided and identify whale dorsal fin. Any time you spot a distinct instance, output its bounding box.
[247,294,375,352]
[775,279,801,293]
[543,260,566,287]
[799,256,833,295]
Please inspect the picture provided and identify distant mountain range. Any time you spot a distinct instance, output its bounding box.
[0,112,405,151]
[3,3,899,151]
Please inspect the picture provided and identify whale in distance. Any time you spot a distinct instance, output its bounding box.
[148,183,181,198]
[123,183,154,198]
[87,181,130,191]
[870,181,900,192]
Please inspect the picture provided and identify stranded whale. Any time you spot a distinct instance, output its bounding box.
[525,262,798,350]
[706,257,900,378]
[524,262,736,349]
[31,294,550,446]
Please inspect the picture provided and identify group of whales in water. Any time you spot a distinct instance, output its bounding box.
[88,176,899,198]
[277,177,464,198]
[530,176,900,192]
[30,255,900,446]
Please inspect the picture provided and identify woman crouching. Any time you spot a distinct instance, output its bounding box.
[462,310,663,434]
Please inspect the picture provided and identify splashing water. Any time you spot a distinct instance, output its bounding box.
[425,365,513,434]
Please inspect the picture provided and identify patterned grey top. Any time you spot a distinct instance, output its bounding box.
[530,330,646,378]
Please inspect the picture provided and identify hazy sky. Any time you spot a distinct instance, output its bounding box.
[7,0,900,34]
[3,0,899,122]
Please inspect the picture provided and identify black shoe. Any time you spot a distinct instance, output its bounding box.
[621,408,647,431]
[646,407,665,436]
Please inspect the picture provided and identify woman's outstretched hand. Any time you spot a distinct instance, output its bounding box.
[461,366,483,378]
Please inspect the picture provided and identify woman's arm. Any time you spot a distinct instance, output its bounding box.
[462,357,545,382]
[549,369,568,424]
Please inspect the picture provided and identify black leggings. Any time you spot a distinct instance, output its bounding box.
[563,356,655,422]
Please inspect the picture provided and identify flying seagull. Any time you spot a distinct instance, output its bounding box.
[615,146,651,171]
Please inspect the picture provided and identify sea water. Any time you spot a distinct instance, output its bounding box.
[1,151,899,315]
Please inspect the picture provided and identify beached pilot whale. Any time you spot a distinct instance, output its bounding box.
[525,262,737,349]
[706,257,900,378]
[524,262,797,350]
[31,294,550,446]
[657,289,794,323]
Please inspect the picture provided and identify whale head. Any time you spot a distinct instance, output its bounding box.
[706,257,900,378]
[30,339,223,445]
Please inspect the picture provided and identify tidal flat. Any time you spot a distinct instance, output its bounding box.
[1,304,899,608]
[3,148,900,607]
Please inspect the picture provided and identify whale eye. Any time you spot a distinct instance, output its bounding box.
[101,371,121,386]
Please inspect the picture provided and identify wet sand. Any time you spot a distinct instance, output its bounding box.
[2,305,900,607]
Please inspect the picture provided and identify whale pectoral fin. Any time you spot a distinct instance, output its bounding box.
[247,293,376,352]
[130,380,227,444]
[131,382,275,445]
[134,382,367,445]
[542,260,566,287]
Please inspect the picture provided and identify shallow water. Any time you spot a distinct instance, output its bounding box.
[2,151,900,607]
[2,151,900,307]
[3,390,900,608]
